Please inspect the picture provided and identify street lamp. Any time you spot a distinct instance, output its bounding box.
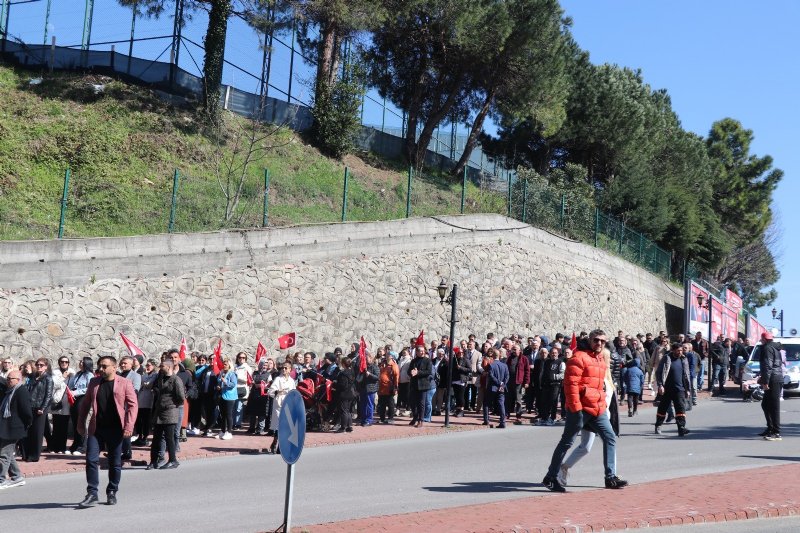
[437,278,458,428]
[771,308,784,337]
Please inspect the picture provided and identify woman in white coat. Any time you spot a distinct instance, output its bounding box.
[267,361,296,454]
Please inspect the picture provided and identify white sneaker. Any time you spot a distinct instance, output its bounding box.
[221,432,233,440]
[189,428,201,436]
[203,431,214,437]
[557,465,569,487]
[214,432,223,439]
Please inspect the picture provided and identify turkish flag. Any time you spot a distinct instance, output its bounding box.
[278,332,296,350]
[358,336,367,373]
[212,339,223,375]
[246,372,253,386]
[415,330,425,347]
[119,332,144,357]
[178,337,188,361]
[255,341,267,364]
[569,332,577,352]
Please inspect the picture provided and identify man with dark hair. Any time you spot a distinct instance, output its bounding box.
[77,356,138,507]
[654,343,691,436]
[117,356,141,462]
[543,329,626,492]
[0,370,32,489]
[691,331,708,390]
[147,360,185,470]
[758,331,783,440]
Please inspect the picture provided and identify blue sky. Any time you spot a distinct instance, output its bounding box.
[561,0,798,334]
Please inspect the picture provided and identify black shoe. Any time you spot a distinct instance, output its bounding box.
[106,492,117,505]
[678,428,690,437]
[334,428,345,433]
[78,493,99,508]
[481,421,489,425]
[765,433,782,441]
[758,429,770,437]
[345,427,353,432]
[605,476,628,489]
[542,475,566,493]
[497,424,506,429]
[159,461,180,469]
[145,462,158,470]
[665,415,675,423]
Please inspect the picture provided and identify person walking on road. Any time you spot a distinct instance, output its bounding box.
[542,329,627,493]
[76,356,138,508]
[654,343,691,437]
[758,331,783,441]
[482,348,509,429]
[0,370,32,489]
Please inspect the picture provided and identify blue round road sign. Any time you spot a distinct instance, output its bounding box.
[278,390,306,465]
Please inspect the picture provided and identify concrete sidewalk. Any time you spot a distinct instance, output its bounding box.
[17,384,707,479]
[299,462,800,533]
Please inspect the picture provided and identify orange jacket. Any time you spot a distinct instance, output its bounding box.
[564,350,607,417]
[378,359,400,395]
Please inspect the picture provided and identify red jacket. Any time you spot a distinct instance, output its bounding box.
[508,353,530,386]
[77,375,138,437]
[563,350,607,417]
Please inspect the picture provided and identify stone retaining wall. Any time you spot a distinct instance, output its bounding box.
[0,215,683,362]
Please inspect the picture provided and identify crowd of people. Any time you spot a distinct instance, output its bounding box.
[0,326,783,502]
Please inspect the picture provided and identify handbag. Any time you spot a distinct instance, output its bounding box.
[186,380,199,400]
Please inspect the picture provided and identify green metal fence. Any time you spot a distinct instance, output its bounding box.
[39,164,697,283]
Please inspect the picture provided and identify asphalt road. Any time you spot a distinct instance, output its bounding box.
[1,395,797,532]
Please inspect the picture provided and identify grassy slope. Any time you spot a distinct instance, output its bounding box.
[0,65,504,241]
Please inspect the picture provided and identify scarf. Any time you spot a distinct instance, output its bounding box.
[1,383,23,419]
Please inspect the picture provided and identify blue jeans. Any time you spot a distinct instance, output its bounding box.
[696,360,706,390]
[86,427,123,496]
[359,391,375,424]
[709,364,727,392]
[424,388,435,422]
[483,389,506,425]
[234,398,244,428]
[546,409,616,479]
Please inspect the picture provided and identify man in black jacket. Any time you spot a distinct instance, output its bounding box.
[0,371,32,488]
[408,346,432,428]
[758,332,783,440]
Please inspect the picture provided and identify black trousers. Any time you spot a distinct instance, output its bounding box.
[201,394,218,431]
[539,384,560,421]
[136,408,152,439]
[23,410,48,461]
[50,414,71,453]
[69,398,85,452]
[656,388,687,429]
[410,388,426,422]
[337,398,354,429]
[220,400,235,433]
[151,423,177,464]
[451,383,465,410]
[397,382,410,410]
[377,394,396,421]
[761,375,783,434]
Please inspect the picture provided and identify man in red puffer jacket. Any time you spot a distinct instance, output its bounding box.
[542,329,627,493]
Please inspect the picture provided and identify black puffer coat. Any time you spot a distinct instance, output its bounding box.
[27,373,54,413]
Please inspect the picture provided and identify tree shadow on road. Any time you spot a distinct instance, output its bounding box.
[739,455,800,462]
[422,481,547,493]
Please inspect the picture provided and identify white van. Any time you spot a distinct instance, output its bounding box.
[740,337,800,396]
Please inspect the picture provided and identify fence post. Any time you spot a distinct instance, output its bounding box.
[43,0,52,45]
[287,14,296,103]
[127,2,136,74]
[341,167,349,222]
[81,0,95,67]
[168,169,179,233]
[522,179,528,223]
[405,166,413,218]
[57,168,71,239]
[262,168,270,227]
[560,193,566,230]
[0,0,9,54]
[619,222,624,254]
[460,166,467,214]
[506,175,512,217]
[594,208,599,248]
[49,36,56,73]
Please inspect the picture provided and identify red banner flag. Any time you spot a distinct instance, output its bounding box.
[178,337,187,361]
[212,339,223,375]
[246,372,253,386]
[255,341,267,364]
[119,332,145,357]
[415,330,425,347]
[358,336,367,373]
[569,332,577,352]
[278,332,296,350]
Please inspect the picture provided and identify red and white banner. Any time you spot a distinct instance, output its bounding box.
[748,316,768,346]
[119,332,145,357]
[725,289,743,316]
[722,306,739,341]
[689,283,710,337]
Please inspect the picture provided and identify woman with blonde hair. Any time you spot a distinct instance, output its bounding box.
[267,360,296,454]
[215,358,238,440]
[556,348,619,486]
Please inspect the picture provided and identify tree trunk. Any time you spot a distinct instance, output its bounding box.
[451,87,496,179]
[315,18,338,103]
[411,74,464,170]
[202,0,233,126]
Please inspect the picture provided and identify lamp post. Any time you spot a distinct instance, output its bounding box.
[437,279,458,428]
[771,308,784,337]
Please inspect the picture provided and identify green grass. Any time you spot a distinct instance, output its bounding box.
[0,64,507,240]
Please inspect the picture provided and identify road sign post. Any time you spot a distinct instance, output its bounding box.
[278,389,306,533]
